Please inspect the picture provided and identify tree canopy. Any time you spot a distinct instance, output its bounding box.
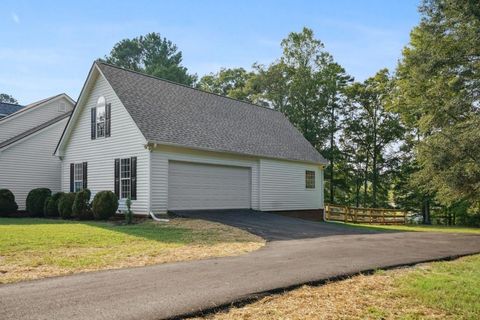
[392,0,480,214]
[104,32,196,86]
[0,93,18,104]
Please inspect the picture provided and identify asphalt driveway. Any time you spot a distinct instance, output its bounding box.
[1,212,480,320]
[173,209,383,240]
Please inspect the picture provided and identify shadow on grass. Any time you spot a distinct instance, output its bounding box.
[0,217,253,244]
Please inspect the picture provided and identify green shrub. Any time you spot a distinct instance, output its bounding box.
[73,189,93,220]
[58,193,76,219]
[0,189,18,216]
[92,191,118,220]
[26,188,51,217]
[43,192,64,217]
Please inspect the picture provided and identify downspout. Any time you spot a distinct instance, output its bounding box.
[149,211,169,222]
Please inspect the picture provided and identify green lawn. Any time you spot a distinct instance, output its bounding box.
[0,217,264,284]
[342,222,480,234]
[396,254,480,319]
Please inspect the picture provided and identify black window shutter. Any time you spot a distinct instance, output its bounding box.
[91,107,96,140]
[131,156,137,200]
[70,163,74,192]
[105,103,111,137]
[114,159,120,198]
[83,162,88,189]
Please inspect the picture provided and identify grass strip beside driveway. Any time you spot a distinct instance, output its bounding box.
[195,254,480,320]
[0,217,264,284]
[340,222,480,234]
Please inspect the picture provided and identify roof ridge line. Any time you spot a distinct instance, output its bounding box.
[96,60,280,113]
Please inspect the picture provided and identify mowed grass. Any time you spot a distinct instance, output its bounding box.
[0,217,264,284]
[196,254,480,320]
[342,222,480,234]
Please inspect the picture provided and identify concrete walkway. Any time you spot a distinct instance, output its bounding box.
[1,229,480,320]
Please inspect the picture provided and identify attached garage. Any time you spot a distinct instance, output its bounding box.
[168,161,252,210]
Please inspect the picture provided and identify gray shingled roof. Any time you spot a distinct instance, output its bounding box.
[0,102,24,117]
[0,113,70,149]
[97,62,327,164]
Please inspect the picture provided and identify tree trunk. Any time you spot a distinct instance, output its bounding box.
[363,151,369,208]
[422,196,431,225]
[329,101,335,204]
[372,107,378,208]
[355,175,361,207]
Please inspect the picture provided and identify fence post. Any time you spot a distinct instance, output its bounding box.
[382,210,385,224]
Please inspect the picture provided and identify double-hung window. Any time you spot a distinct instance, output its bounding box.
[115,157,136,200]
[120,158,131,199]
[305,170,316,189]
[70,162,87,192]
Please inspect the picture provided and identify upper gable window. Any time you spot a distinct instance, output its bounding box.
[96,104,106,138]
[92,96,110,139]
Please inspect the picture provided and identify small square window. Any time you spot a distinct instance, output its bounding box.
[305,170,315,189]
[58,103,67,112]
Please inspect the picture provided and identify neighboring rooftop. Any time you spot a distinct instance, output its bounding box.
[0,113,71,149]
[0,102,24,118]
[96,62,327,164]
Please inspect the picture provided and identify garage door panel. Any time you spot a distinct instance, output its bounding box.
[168,161,251,210]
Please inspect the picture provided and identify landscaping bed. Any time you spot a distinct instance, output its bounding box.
[0,217,264,284]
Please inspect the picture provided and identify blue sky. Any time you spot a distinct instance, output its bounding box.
[1,0,420,104]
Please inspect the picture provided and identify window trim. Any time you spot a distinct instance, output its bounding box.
[305,170,316,189]
[73,163,84,192]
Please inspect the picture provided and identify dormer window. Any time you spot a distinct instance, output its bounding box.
[91,96,111,140]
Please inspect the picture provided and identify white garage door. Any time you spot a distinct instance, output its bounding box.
[168,161,251,210]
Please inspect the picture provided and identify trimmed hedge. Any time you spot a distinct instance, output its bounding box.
[58,193,76,219]
[0,189,18,215]
[26,188,51,217]
[73,189,93,220]
[43,192,64,217]
[92,191,118,220]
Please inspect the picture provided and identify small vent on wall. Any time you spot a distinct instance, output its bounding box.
[58,102,67,112]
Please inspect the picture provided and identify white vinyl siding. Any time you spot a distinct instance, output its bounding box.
[0,118,68,210]
[150,145,323,214]
[168,161,251,210]
[60,72,149,213]
[0,96,73,143]
[259,159,323,211]
[150,146,259,213]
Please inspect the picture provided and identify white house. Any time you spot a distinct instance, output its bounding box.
[55,61,328,215]
[0,94,75,209]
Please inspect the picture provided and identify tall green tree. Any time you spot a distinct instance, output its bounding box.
[392,0,480,215]
[254,28,352,203]
[344,69,404,208]
[0,93,18,104]
[104,32,196,85]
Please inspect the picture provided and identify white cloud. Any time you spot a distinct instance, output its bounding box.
[11,13,20,24]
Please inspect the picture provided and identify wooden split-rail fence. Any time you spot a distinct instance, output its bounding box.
[325,204,407,225]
